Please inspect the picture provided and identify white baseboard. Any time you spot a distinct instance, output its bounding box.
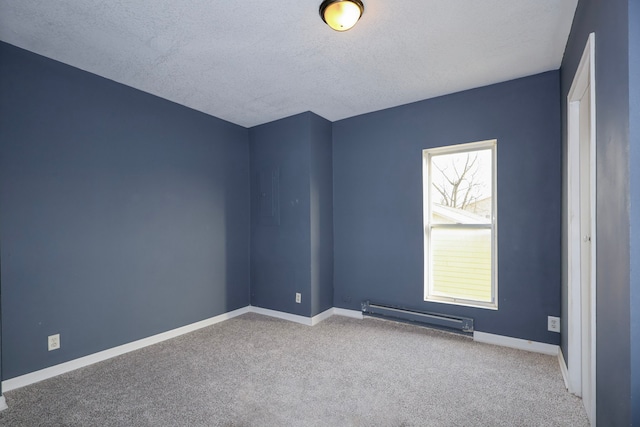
[2,306,562,394]
[1,305,363,393]
[473,331,559,356]
[311,308,335,325]
[249,306,315,326]
[249,306,363,325]
[332,308,364,319]
[0,395,7,411]
[558,347,570,389]
[2,306,251,392]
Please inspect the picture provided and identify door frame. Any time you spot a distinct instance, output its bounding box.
[567,32,596,424]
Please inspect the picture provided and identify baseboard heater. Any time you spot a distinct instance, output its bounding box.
[361,301,474,334]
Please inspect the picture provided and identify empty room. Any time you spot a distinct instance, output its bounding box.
[0,0,638,425]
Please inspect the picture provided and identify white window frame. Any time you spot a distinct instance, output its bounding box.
[422,139,498,310]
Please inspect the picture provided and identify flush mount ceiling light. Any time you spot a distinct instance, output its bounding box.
[319,0,364,32]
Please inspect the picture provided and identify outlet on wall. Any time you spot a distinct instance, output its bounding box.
[295,293,301,304]
[547,316,560,333]
[48,334,60,351]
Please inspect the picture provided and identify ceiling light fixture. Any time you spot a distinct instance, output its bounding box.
[319,0,364,32]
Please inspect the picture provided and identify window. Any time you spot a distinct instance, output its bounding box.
[423,140,497,309]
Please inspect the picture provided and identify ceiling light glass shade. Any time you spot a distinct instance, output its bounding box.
[319,0,364,32]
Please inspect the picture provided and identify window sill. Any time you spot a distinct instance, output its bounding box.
[425,296,498,311]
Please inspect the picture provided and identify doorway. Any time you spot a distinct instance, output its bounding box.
[567,32,596,424]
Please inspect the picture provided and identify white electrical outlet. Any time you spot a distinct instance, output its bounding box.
[48,334,60,351]
[547,316,560,333]
[295,293,301,303]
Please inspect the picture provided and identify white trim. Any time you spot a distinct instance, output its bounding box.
[473,331,559,356]
[587,32,597,427]
[310,308,335,325]
[422,139,498,310]
[566,32,597,425]
[1,305,359,393]
[567,92,582,395]
[558,348,570,390]
[0,306,568,401]
[248,306,362,325]
[2,306,251,392]
[332,308,364,319]
[249,306,315,326]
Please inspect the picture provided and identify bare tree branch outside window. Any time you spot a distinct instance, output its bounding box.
[432,152,485,211]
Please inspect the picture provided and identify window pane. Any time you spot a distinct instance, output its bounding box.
[430,227,492,302]
[431,149,492,224]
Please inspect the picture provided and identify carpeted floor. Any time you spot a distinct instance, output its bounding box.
[0,313,588,426]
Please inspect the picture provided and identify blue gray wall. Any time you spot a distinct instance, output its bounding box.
[5,16,636,419]
[309,115,334,317]
[560,0,634,424]
[629,0,640,422]
[333,71,562,345]
[250,113,312,316]
[0,42,250,379]
[249,112,333,317]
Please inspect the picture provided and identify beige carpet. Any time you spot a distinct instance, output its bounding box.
[0,313,588,426]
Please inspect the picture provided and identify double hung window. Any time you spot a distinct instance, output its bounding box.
[422,140,497,309]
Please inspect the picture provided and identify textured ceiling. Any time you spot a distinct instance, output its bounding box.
[0,0,578,127]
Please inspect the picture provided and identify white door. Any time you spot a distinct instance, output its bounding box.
[567,32,596,425]
[578,82,593,423]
